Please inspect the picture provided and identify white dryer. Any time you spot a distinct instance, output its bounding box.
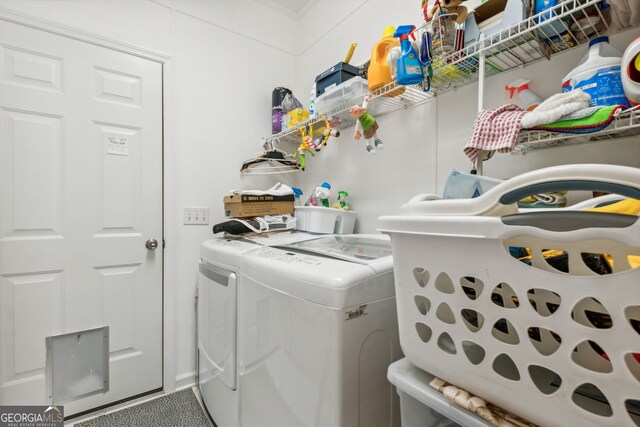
[197,232,319,427]
[238,234,402,427]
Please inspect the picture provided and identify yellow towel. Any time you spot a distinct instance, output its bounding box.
[588,198,640,268]
[586,198,640,215]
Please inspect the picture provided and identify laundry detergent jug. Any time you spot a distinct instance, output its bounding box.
[562,36,630,108]
[368,26,397,92]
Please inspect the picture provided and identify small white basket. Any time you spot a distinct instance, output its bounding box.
[295,206,357,234]
[379,164,640,427]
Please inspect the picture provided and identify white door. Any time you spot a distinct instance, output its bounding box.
[0,20,163,415]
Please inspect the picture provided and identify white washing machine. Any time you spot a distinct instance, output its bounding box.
[238,234,402,427]
[197,232,320,427]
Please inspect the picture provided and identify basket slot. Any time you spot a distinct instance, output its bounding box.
[490,282,519,308]
[528,365,562,396]
[572,383,613,418]
[626,306,640,336]
[435,302,456,325]
[572,297,612,329]
[460,276,484,300]
[571,340,613,374]
[414,295,431,315]
[625,400,640,427]
[413,267,430,288]
[527,327,562,356]
[434,272,455,294]
[462,340,485,366]
[526,288,561,317]
[624,354,640,383]
[461,308,484,333]
[415,322,433,343]
[491,318,520,345]
[437,332,457,355]
[493,353,520,381]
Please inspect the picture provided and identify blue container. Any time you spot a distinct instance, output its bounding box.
[535,0,568,39]
[394,25,424,86]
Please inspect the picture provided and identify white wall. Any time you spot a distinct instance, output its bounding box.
[0,0,297,393]
[292,0,640,233]
[167,2,296,390]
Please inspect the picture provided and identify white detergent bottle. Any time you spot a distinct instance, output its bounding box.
[562,36,630,108]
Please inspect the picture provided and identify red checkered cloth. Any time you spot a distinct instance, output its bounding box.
[464,104,527,161]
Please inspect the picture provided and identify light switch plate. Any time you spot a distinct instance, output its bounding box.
[183,207,209,225]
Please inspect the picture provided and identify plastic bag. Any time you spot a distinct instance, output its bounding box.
[442,169,502,199]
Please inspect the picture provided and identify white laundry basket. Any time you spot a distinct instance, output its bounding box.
[379,164,640,427]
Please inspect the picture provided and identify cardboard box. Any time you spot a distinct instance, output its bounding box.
[463,0,528,47]
[224,194,294,218]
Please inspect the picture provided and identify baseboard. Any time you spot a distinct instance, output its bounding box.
[175,371,196,391]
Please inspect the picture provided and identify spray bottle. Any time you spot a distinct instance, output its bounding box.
[337,191,349,210]
[505,79,543,111]
[292,187,303,205]
[394,25,424,86]
[314,182,332,208]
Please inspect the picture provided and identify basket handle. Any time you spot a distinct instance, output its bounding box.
[501,211,638,231]
[499,180,640,205]
[398,165,640,217]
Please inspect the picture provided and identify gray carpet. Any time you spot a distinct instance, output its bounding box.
[76,389,212,427]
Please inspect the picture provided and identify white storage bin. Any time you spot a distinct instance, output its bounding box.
[388,358,490,427]
[315,77,369,113]
[295,206,357,234]
[379,164,640,427]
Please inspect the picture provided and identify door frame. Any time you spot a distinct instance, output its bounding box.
[0,6,180,402]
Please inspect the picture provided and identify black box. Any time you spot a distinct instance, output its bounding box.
[315,62,361,97]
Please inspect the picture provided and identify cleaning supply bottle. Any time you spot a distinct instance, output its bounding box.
[535,0,569,40]
[562,36,630,108]
[309,82,317,118]
[505,79,543,111]
[622,36,640,106]
[368,26,397,91]
[292,187,303,205]
[337,191,349,209]
[313,182,331,208]
[393,25,424,86]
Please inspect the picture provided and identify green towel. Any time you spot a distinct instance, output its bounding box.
[529,105,624,134]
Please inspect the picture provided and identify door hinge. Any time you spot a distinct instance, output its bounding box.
[162,239,166,249]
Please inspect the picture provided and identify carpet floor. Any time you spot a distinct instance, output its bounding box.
[75,389,211,427]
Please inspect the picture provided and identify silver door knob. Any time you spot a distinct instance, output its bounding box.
[146,239,159,250]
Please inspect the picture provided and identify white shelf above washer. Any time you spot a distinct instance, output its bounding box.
[514,107,640,153]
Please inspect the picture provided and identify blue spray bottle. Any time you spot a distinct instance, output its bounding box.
[394,25,424,85]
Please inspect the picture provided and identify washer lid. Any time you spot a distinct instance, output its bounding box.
[200,232,321,268]
[240,244,394,308]
[277,234,393,273]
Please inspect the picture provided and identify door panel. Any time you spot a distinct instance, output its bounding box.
[0,20,162,415]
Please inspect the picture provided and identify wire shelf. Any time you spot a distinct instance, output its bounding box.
[264,0,628,148]
[514,107,640,152]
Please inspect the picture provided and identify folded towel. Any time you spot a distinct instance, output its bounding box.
[518,192,567,208]
[231,182,293,196]
[528,105,624,134]
[464,104,528,161]
[521,89,591,128]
